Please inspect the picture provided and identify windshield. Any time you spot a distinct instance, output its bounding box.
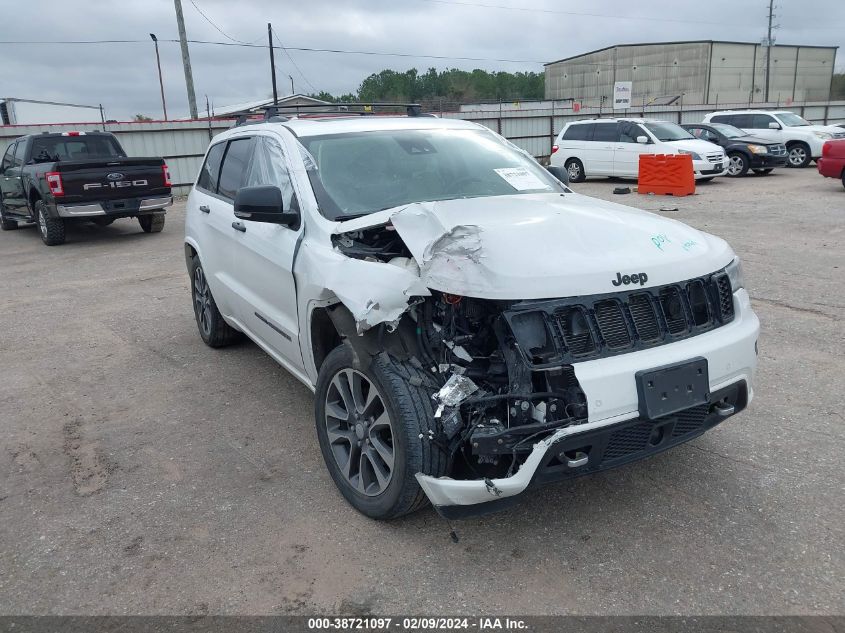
[710,123,748,138]
[30,135,124,163]
[777,112,810,127]
[299,128,565,220]
[643,121,695,142]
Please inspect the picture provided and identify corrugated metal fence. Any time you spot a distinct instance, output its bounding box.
[3,99,844,194]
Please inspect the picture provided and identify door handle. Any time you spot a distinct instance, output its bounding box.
[231,221,246,233]
[199,205,210,214]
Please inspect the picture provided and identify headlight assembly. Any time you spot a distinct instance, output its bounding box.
[678,150,702,161]
[726,257,744,291]
[746,144,768,154]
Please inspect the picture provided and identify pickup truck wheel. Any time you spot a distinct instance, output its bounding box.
[189,255,243,347]
[786,142,811,168]
[315,344,447,520]
[138,214,165,233]
[0,203,18,230]
[36,200,65,246]
[564,158,586,183]
[726,152,749,177]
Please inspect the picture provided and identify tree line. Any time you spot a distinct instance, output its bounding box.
[310,67,545,105]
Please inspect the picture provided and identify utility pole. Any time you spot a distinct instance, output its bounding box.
[765,0,775,103]
[288,74,295,96]
[268,23,279,105]
[149,34,168,121]
[174,0,198,119]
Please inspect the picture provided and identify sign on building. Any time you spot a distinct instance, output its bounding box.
[613,82,633,110]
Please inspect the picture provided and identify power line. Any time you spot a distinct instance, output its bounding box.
[272,30,319,94]
[186,0,262,45]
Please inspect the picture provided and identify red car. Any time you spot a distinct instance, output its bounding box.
[817,139,845,189]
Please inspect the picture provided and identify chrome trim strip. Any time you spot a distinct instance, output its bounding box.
[56,203,105,217]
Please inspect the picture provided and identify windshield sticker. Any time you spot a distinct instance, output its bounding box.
[494,167,551,191]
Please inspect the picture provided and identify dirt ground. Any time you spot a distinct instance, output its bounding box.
[0,167,843,615]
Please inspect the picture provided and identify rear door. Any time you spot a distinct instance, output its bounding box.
[612,122,652,177]
[0,142,27,213]
[189,138,248,319]
[584,122,617,175]
[224,133,304,369]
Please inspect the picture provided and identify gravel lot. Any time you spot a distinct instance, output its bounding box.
[1,167,843,615]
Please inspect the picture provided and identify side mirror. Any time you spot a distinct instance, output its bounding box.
[768,121,781,130]
[546,165,569,186]
[234,185,299,228]
[636,135,649,144]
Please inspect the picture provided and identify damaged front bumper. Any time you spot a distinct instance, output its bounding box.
[416,289,759,519]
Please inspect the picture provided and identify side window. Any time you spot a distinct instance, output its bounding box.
[751,114,775,128]
[245,136,296,212]
[218,138,254,201]
[1,143,15,172]
[562,124,590,141]
[731,115,753,128]
[13,141,27,166]
[619,122,647,143]
[710,115,731,125]
[592,123,618,142]
[196,142,225,193]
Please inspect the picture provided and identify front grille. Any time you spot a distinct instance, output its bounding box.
[506,270,735,368]
[671,404,710,437]
[594,300,631,349]
[769,144,787,155]
[705,152,724,164]
[603,422,653,461]
[832,132,845,139]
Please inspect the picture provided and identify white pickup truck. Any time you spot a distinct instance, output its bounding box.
[184,109,759,520]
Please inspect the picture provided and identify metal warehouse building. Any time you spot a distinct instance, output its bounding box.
[544,41,837,106]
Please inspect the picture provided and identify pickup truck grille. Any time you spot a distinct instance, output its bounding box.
[505,270,735,369]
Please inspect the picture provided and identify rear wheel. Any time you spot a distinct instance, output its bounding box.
[753,168,774,175]
[315,344,447,519]
[726,152,749,177]
[138,214,165,233]
[0,203,18,231]
[189,255,242,347]
[786,142,811,168]
[564,158,586,183]
[36,200,65,246]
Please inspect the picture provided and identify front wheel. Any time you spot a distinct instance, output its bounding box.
[564,158,586,183]
[314,344,446,519]
[138,214,165,233]
[786,142,811,168]
[726,152,749,177]
[36,200,65,246]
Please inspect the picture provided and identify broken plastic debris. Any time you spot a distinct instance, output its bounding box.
[433,374,479,410]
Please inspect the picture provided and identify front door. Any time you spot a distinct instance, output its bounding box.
[583,122,618,176]
[225,133,304,371]
[613,123,653,178]
[0,142,26,214]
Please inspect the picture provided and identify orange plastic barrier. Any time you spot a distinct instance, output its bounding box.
[638,153,695,196]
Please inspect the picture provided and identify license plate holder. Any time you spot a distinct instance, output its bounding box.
[636,357,710,420]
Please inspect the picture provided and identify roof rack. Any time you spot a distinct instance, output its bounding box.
[233,102,432,126]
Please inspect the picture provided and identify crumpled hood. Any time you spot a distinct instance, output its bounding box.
[334,193,734,300]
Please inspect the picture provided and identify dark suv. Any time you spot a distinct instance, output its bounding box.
[682,123,788,177]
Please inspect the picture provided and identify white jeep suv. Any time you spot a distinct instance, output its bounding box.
[184,110,759,520]
[703,110,845,168]
[551,118,728,182]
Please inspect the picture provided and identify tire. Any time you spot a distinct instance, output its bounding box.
[564,158,586,183]
[841,171,845,190]
[189,254,243,347]
[753,168,774,175]
[138,214,165,233]
[35,199,65,246]
[786,142,811,168]
[0,202,18,231]
[726,152,749,177]
[314,344,447,520]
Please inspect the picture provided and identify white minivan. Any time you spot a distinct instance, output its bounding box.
[551,118,728,182]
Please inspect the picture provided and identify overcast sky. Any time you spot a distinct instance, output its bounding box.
[3,0,843,120]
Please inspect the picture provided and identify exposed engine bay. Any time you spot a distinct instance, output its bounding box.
[330,223,590,481]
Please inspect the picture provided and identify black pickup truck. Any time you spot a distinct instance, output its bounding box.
[0,131,171,245]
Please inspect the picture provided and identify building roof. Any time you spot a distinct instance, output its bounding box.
[545,40,839,66]
[209,94,330,118]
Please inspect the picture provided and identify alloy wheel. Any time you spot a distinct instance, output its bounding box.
[727,155,745,176]
[193,266,212,337]
[324,368,395,497]
[567,162,581,180]
[788,146,807,167]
